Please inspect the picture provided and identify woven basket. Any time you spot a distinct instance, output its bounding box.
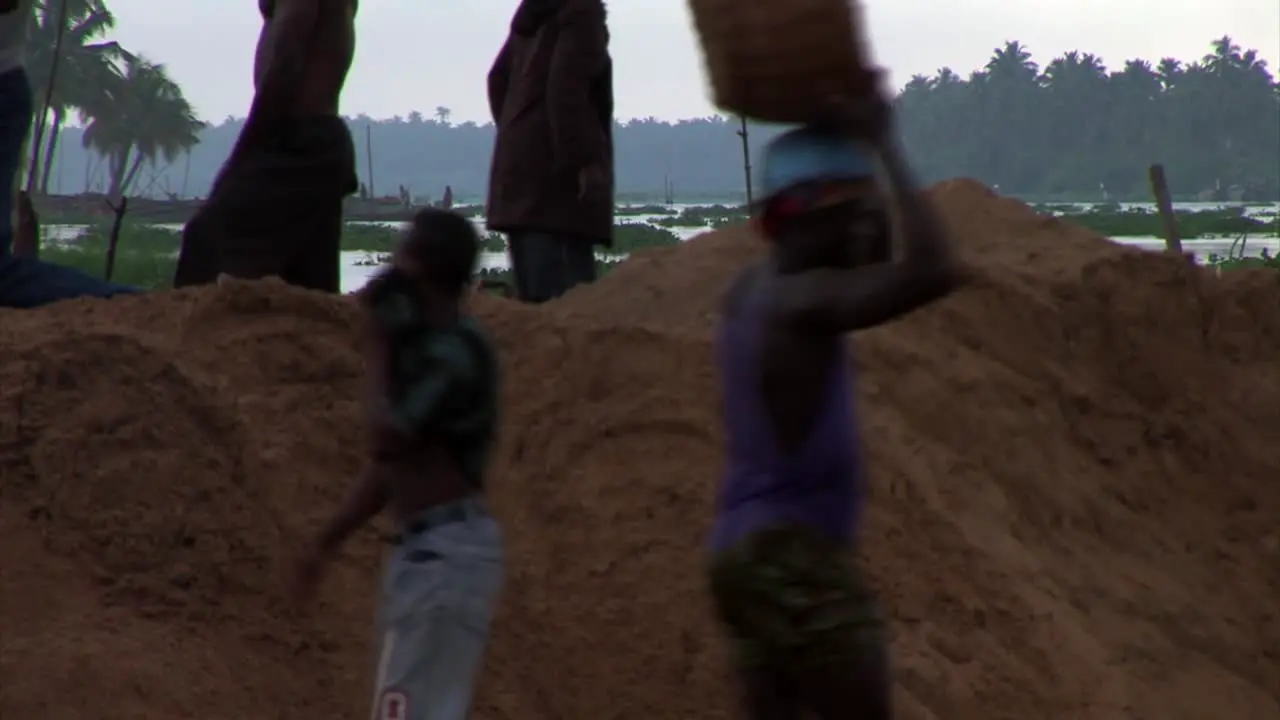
[689,0,875,124]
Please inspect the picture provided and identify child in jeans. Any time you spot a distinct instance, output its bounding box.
[292,209,503,720]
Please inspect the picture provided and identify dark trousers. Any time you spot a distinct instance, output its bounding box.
[0,67,137,308]
[173,115,357,293]
[709,526,892,720]
[506,231,597,303]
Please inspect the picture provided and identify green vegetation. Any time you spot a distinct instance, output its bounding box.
[40,225,176,290]
[475,263,620,295]
[35,222,404,290]
[38,214,1280,296]
[476,223,680,253]
[35,219,684,292]
[651,204,749,228]
[616,204,676,217]
[1045,206,1279,238]
[611,223,681,252]
[1205,250,1280,270]
[1203,232,1280,271]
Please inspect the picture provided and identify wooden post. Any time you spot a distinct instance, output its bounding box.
[103,196,128,281]
[1147,164,1182,254]
[736,117,753,206]
[365,124,375,199]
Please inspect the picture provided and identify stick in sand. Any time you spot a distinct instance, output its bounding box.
[1147,164,1183,255]
[103,196,128,281]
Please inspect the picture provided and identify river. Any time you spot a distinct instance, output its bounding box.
[38,201,1280,294]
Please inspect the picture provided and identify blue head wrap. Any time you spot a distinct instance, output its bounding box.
[758,127,877,203]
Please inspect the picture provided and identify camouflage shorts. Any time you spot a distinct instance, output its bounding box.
[708,525,885,672]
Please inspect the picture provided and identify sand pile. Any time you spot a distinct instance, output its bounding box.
[2,179,1279,719]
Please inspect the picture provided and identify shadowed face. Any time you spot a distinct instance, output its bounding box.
[764,179,891,270]
[359,231,433,309]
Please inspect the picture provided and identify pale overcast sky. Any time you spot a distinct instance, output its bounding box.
[100,0,1278,124]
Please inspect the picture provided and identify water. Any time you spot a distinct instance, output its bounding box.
[1043,202,1277,218]
[38,200,1280,294]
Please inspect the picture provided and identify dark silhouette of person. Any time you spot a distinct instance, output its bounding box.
[708,96,964,720]
[486,0,613,303]
[173,0,359,293]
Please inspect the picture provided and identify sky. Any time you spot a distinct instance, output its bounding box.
[100,0,1279,124]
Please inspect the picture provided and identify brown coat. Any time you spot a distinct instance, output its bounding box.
[485,0,614,245]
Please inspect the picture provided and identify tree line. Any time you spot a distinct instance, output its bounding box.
[896,37,1278,201]
[28,0,1279,202]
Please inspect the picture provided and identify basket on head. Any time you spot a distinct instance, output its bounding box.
[687,0,876,124]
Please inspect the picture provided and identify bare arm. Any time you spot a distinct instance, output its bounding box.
[229,0,322,162]
[487,40,512,122]
[771,140,962,333]
[315,466,390,553]
[546,2,608,172]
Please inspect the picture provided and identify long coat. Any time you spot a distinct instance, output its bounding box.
[485,0,614,245]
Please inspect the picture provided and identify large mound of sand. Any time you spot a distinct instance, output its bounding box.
[2,180,1278,719]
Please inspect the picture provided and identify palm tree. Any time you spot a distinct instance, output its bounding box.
[24,0,130,194]
[79,56,204,199]
[1202,35,1242,75]
[985,41,1038,83]
[434,105,452,124]
[1155,58,1183,91]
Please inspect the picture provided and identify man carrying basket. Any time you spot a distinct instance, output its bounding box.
[706,89,965,719]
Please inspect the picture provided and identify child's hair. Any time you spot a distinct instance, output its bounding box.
[403,208,479,296]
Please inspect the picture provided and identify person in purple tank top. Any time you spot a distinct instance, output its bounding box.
[707,91,964,719]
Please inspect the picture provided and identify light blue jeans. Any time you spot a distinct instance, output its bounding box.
[370,496,503,720]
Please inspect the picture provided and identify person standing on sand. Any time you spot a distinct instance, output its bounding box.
[291,209,503,720]
[0,0,138,308]
[173,0,359,293]
[486,0,614,303]
[707,91,964,720]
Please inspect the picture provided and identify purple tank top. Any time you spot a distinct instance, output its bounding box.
[710,288,862,551]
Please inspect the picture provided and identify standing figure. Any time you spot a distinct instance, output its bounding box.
[707,93,964,719]
[291,209,504,720]
[486,0,613,303]
[0,0,138,307]
[174,0,359,293]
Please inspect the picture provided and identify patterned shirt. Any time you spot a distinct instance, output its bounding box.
[371,288,499,487]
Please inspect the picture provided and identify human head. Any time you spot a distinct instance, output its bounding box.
[754,126,891,272]
[362,208,479,308]
[398,208,480,297]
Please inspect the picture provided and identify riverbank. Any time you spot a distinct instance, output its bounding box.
[28,192,1280,228]
[36,220,1280,295]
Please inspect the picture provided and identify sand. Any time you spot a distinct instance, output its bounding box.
[1,179,1278,719]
